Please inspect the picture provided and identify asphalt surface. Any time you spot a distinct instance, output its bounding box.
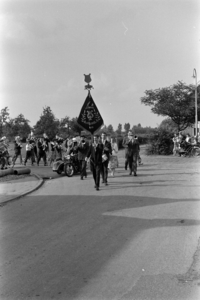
[0,151,200,300]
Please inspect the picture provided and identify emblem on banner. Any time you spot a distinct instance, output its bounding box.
[77,74,103,134]
[84,73,94,91]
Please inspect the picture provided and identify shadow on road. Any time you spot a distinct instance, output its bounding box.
[1,194,200,299]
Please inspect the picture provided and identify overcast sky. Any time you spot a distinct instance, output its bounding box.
[0,0,199,130]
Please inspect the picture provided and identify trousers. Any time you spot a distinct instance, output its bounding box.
[90,162,101,188]
[127,153,138,173]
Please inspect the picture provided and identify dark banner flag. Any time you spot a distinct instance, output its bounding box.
[77,91,104,134]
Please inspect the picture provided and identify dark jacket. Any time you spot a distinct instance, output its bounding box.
[101,140,112,161]
[77,141,89,160]
[122,136,129,157]
[87,143,104,165]
[38,141,48,154]
[14,141,22,155]
[124,138,140,157]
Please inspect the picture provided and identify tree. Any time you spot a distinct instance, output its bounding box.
[0,107,10,136]
[141,81,200,131]
[116,123,122,136]
[107,124,114,135]
[124,123,130,133]
[33,106,59,139]
[159,118,178,132]
[70,117,83,136]
[11,114,32,139]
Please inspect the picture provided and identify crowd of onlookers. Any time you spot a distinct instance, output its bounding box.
[172,132,200,156]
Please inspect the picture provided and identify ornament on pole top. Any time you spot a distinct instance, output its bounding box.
[84,73,94,91]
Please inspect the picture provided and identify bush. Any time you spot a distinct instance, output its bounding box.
[145,128,174,155]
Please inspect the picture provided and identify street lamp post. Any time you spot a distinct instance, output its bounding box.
[193,69,198,140]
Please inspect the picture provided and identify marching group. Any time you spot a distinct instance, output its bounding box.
[0,130,142,191]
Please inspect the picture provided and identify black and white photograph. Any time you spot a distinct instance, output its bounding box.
[0,0,200,299]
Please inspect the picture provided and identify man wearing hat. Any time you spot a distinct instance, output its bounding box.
[123,131,139,176]
[77,134,89,180]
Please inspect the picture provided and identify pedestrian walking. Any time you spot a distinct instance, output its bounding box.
[100,132,112,185]
[77,135,89,180]
[108,136,118,177]
[37,138,48,166]
[86,135,103,191]
[134,135,143,165]
[24,140,34,166]
[12,136,23,167]
[122,134,128,170]
[123,131,139,176]
[49,140,56,165]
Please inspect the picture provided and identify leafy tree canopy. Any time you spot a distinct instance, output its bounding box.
[124,123,130,133]
[33,106,59,139]
[11,114,31,139]
[159,118,178,132]
[70,117,83,136]
[141,81,200,131]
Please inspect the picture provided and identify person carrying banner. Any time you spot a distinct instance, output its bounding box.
[100,132,112,185]
[86,135,103,191]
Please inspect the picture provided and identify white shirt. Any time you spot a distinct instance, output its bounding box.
[26,144,32,151]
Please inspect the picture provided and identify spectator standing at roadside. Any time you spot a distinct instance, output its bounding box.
[172,133,179,156]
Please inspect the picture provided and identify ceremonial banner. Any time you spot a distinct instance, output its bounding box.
[77,92,104,134]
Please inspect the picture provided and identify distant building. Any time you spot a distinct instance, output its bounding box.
[181,122,200,136]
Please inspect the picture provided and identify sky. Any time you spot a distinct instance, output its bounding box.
[0,0,200,130]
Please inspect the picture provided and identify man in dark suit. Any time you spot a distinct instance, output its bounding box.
[37,138,48,166]
[100,132,112,185]
[86,135,103,191]
[77,135,89,180]
[123,131,139,176]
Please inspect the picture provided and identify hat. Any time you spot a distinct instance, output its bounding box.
[72,138,77,142]
[1,136,6,140]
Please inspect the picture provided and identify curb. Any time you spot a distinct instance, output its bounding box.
[0,173,44,206]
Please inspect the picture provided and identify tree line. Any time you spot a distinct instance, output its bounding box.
[1,80,199,142]
[0,106,156,141]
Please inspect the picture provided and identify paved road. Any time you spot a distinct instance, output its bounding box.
[0,152,200,300]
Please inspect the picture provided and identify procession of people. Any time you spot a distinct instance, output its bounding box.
[0,129,144,191]
[1,128,200,191]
